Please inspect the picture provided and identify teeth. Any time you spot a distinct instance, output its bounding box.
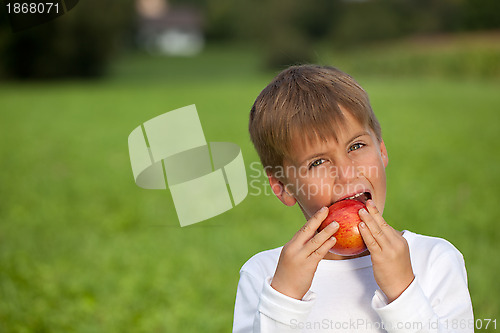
[347,192,364,200]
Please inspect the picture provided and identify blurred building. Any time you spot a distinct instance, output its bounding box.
[136,0,204,56]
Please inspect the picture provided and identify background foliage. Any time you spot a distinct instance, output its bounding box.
[0,0,134,78]
[1,0,500,77]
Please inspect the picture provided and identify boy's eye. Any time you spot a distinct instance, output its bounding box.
[310,158,326,168]
[349,143,365,152]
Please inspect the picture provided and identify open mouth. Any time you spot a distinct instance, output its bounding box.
[337,191,372,205]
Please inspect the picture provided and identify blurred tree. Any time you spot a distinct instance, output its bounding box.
[330,0,467,47]
[203,0,238,41]
[463,0,500,30]
[230,0,340,69]
[256,0,315,69]
[2,0,495,78]
[332,0,408,46]
[0,0,135,79]
[169,0,341,68]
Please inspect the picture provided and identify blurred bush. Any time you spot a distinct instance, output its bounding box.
[254,0,339,69]
[1,0,499,76]
[326,31,500,79]
[463,0,500,30]
[203,0,339,69]
[331,0,462,46]
[0,0,135,79]
[191,0,500,69]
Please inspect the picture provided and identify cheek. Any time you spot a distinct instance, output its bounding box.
[294,178,333,207]
[358,158,384,179]
[368,151,387,173]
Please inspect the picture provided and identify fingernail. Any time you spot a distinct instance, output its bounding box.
[359,222,366,228]
[328,221,339,229]
[320,206,328,212]
[359,208,367,215]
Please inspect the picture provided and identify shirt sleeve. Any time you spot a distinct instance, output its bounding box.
[233,273,316,333]
[371,248,474,333]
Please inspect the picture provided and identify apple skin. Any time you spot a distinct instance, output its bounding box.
[318,199,367,256]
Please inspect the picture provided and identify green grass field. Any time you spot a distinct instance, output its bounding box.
[1,40,499,332]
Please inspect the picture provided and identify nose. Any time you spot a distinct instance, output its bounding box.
[335,156,358,183]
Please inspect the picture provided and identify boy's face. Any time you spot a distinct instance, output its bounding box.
[270,108,388,220]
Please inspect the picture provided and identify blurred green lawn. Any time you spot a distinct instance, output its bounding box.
[1,43,499,332]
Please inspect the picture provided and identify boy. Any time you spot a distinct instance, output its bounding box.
[233,65,473,332]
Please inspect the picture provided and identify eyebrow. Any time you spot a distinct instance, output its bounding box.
[297,131,371,166]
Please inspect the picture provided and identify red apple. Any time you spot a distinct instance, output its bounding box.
[318,199,367,256]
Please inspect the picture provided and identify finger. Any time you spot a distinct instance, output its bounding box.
[292,206,329,244]
[358,220,381,253]
[358,206,390,248]
[366,199,380,215]
[366,200,400,239]
[304,220,339,254]
[308,234,337,260]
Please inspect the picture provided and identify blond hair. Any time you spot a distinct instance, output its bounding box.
[249,65,382,171]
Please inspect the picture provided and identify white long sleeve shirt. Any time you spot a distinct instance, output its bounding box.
[233,231,473,332]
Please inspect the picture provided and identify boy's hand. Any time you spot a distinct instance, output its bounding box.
[271,207,339,300]
[358,200,415,303]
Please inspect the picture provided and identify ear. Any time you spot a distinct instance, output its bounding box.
[380,140,389,168]
[266,170,296,207]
